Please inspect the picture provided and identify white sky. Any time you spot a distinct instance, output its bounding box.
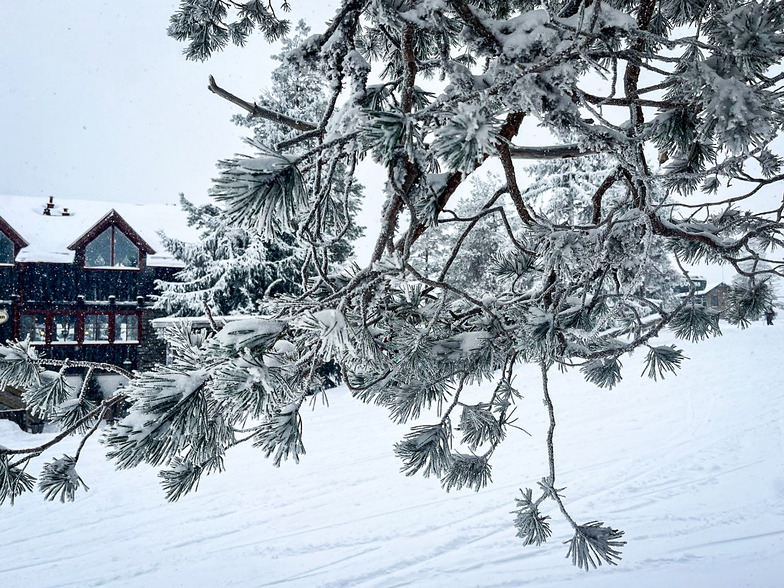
[0,1,338,207]
[0,3,773,280]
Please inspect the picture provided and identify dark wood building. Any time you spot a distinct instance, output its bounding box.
[674,277,731,316]
[0,196,193,372]
[702,282,731,315]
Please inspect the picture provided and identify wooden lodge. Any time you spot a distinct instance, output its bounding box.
[0,195,194,373]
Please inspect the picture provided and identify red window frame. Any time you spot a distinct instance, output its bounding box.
[17,310,142,345]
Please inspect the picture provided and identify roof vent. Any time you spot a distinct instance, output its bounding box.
[61,208,70,216]
[43,207,51,216]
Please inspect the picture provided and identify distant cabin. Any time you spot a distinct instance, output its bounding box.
[0,195,195,372]
[674,276,731,315]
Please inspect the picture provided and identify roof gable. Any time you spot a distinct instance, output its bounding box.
[67,209,155,255]
[0,214,29,248]
[0,195,196,266]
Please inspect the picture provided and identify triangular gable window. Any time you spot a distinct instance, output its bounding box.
[0,232,13,264]
[84,226,139,268]
[0,216,26,265]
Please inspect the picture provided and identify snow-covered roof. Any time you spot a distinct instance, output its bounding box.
[150,315,259,332]
[0,195,198,267]
[704,282,730,294]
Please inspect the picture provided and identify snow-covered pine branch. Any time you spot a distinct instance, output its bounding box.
[4,0,784,572]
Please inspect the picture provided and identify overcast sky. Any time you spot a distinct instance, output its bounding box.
[0,3,762,281]
[0,1,337,207]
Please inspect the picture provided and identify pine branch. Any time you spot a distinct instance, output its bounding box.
[2,394,126,458]
[445,0,503,52]
[507,144,595,160]
[208,75,317,131]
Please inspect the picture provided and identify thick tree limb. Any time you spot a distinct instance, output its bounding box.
[497,113,533,224]
[446,0,503,51]
[591,168,620,225]
[372,23,420,263]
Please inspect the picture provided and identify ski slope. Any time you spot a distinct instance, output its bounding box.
[1,323,783,587]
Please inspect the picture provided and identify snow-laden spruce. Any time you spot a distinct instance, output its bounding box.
[3,0,784,572]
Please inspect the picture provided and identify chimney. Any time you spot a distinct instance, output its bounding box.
[47,196,55,209]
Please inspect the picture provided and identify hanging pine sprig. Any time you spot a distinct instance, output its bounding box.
[159,455,225,502]
[38,455,89,503]
[253,401,306,466]
[641,345,688,381]
[670,304,722,342]
[23,370,75,419]
[458,402,503,450]
[211,150,306,240]
[512,488,552,547]
[0,456,36,506]
[0,339,41,390]
[52,397,97,434]
[394,423,453,478]
[432,104,499,173]
[566,521,626,571]
[580,357,623,390]
[440,452,492,492]
[361,109,418,165]
[725,278,776,328]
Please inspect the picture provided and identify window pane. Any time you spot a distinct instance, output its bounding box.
[52,314,77,343]
[114,314,139,342]
[113,229,139,267]
[85,228,112,267]
[84,314,109,341]
[20,314,46,342]
[0,233,13,264]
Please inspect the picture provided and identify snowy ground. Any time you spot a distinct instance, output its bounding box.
[1,323,783,587]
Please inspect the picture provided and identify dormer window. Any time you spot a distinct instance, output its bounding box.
[69,209,154,270]
[0,232,13,265]
[84,226,140,268]
[0,215,27,265]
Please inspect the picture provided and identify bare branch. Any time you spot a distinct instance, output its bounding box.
[508,144,595,160]
[208,75,317,132]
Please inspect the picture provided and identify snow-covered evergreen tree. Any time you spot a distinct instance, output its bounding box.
[410,172,514,294]
[156,24,363,315]
[4,0,784,571]
[155,195,301,314]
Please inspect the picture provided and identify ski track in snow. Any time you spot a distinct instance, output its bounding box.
[1,323,784,587]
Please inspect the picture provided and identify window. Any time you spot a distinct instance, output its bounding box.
[19,311,141,345]
[84,226,139,268]
[0,232,13,264]
[20,314,47,342]
[52,315,77,344]
[710,295,719,307]
[114,314,139,342]
[113,230,139,267]
[84,314,110,342]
